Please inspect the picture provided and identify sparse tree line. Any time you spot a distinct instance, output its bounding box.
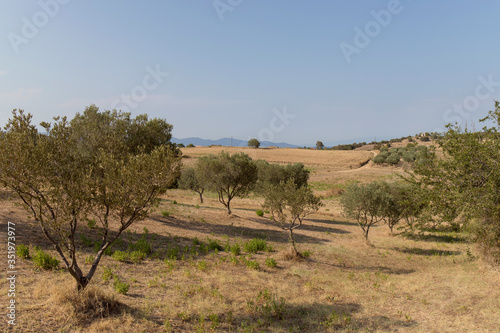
[179,152,322,256]
[341,102,500,264]
[1,101,499,293]
[0,106,321,290]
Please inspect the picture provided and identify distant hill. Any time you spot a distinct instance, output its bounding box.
[172,137,299,148]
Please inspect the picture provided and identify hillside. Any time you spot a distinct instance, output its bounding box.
[1,144,498,333]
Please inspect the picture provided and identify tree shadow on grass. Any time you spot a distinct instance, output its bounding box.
[403,233,468,244]
[154,215,330,245]
[170,300,417,332]
[331,219,359,227]
[393,246,461,256]
[301,218,351,234]
[312,258,416,275]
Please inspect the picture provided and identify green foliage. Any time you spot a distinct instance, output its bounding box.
[113,276,130,294]
[129,250,146,263]
[80,234,93,247]
[102,267,114,282]
[265,257,277,268]
[16,244,30,259]
[128,233,153,255]
[86,218,97,229]
[262,179,322,255]
[186,143,195,148]
[179,167,205,203]
[33,249,60,270]
[247,288,286,320]
[243,238,269,253]
[256,209,264,217]
[230,243,241,256]
[197,260,208,271]
[243,258,260,270]
[93,240,113,255]
[340,181,389,242]
[207,238,223,252]
[196,151,258,214]
[162,210,170,217]
[255,160,310,193]
[372,144,431,167]
[301,250,312,258]
[316,141,324,150]
[412,102,500,263]
[248,138,260,148]
[112,250,129,262]
[322,310,352,329]
[0,106,181,290]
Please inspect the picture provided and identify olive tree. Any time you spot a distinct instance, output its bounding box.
[340,181,389,243]
[248,138,260,148]
[179,167,205,203]
[411,102,500,262]
[0,106,181,290]
[255,160,309,194]
[262,179,322,257]
[198,151,257,214]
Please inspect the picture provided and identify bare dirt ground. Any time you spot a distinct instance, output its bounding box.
[1,146,498,332]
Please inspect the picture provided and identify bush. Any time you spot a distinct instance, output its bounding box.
[16,244,30,259]
[113,277,129,294]
[265,257,277,268]
[385,153,400,165]
[129,250,146,263]
[207,238,223,252]
[129,237,152,255]
[243,238,268,253]
[33,249,60,270]
[247,289,286,320]
[112,250,129,262]
[102,267,114,282]
[244,259,260,270]
[256,209,264,217]
[230,243,241,256]
[301,250,312,258]
[420,136,431,142]
[162,210,170,217]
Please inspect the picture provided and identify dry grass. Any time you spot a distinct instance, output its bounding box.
[1,147,499,332]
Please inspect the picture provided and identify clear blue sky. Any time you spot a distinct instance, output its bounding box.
[1,1,499,146]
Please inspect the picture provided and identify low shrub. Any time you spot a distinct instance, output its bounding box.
[256,209,264,217]
[243,238,268,253]
[33,249,59,270]
[265,257,277,268]
[113,277,129,294]
[16,243,30,259]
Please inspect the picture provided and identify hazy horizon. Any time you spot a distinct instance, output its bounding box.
[1,1,499,145]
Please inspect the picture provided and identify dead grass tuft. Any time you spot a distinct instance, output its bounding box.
[48,282,122,325]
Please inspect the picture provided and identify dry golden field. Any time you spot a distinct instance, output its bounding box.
[1,146,499,332]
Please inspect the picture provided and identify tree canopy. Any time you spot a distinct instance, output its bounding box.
[411,101,500,262]
[0,105,181,290]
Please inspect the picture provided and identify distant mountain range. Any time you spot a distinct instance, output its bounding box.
[172,137,299,148]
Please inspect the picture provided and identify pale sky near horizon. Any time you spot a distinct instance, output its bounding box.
[1,1,499,146]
